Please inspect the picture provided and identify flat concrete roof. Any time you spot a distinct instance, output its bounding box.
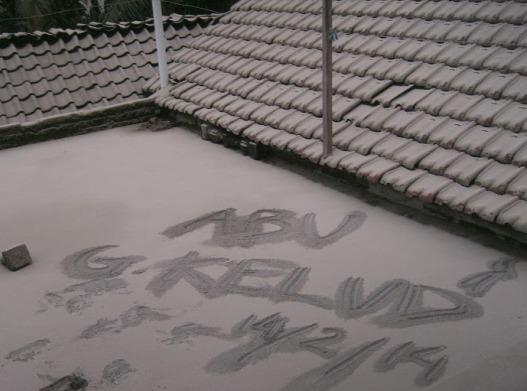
[0,125,526,391]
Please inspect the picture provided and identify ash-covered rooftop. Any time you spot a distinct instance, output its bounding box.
[0,125,525,391]
[155,0,527,242]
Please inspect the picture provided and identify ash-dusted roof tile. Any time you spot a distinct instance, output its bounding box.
[493,102,527,132]
[492,25,526,48]
[445,22,480,43]
[288,137,319,157]
[266,108,295,128]
[481,131,527,163]
[346,56,381,76]
[4,79,26,99]
[499,2,527,25]
[414,89,458,116]
[435,43,472,65]
[348,130,390,155]
[392,141,437,169]
[360,106,399,129]
[319,148,351,169]
[405,63,443,86]
[252,126,287,146]
[404,19,435,39]
[467,23,506,47]
[370,134,412,158]
[343,104,377,124]
[300,141,325,163]
[354,78,392,101]
[368,58,400,79]
[279,111,310,132]
[333,96,360,121]
[376,37,408,58]
[335,75,370,96]
[507,171,527,199]
[512,144,527,167]
[464,98,511,126]
[249,103,279,123]
[401,114,447,142]
[453,125,500,157]
[239,122,267,138]
[406,173,453,203]
[367,17,399,36]
[484,48,527,73]
[19,94,39,115]
[201,91,228,109]
[475,163,525,195]
[273,86,305,109]
[435,183,485,212]
[419,147,463,176]
[438,93,483,120]
[475,2,513,23]
[380,166,427,192]
[427,119,473,149]
[444,155,493,186]
[464,191,518,222]
[270,132,300,150]
[496,200,527,233]
[502,76,527,102]
[226,117,253,134]
[391,87,434,110]
[338,152,377,173]
[293,116,323,138]
[473,72,517,100]
[333,124,366,149]
[414,42,450,63]
[382,109,422,135]
[0,13,214,125]
[384,60,422,83]
[356,157,400,183]
[425,65,466,90]
[312,121,348,140]
[236,78,268,98]
[6,67,29,86]
[372,85,414,107]
[442,58,488,88]
[458,45,499,68]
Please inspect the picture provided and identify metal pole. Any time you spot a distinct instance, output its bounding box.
[322,0,333,157]
[152,0,168,89]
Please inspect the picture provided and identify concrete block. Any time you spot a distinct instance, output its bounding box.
[1,244,33,271]
[240,140,267,160]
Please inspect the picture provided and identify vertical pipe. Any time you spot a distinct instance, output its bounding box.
[152,0,168,89]
[322,0,333,157]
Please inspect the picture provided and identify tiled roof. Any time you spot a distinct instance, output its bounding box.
[0,14,214,126]
[156,0,527,237]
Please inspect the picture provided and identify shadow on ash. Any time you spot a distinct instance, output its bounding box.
[40,375,87,391]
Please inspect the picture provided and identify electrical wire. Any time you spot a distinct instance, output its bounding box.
[0,0,218,23]
[160,0,221,14]
[0,6,88,22]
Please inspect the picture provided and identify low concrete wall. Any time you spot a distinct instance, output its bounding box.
[0,98,159,150]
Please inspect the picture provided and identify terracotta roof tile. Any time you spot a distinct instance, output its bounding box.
[154,0,527,237]
[0,13,215,125]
